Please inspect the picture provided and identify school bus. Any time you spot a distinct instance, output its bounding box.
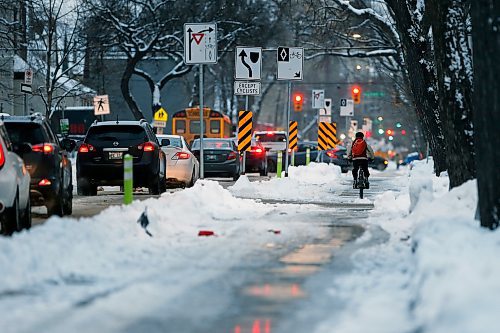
[172,107,233,144]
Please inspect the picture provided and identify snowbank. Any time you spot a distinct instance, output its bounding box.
[230,162,344,202]
[315,159,500,333]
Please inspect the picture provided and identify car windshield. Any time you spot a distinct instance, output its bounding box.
[4,122,46,145]
[191,140,232,150]
[86,125,147,146]
[254,133,286,143]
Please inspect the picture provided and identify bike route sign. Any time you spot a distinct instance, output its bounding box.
[277,46,304,80]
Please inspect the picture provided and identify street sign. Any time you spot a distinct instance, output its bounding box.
[93,95,110,115]
[154,107,168,122]
[238,111,252,151]
[324,98,332,114]
[234,81,261,96]
[24,69,33,85]
[153,120,166,128]
[235,46,262,80]
[318,108,331,123]
[184,23,217,64]
[312,89,325,109]
[277,47,304,80]
[340,98,354,116]
[60,118,69,135]
[318,122,338,150]
[20,83,31,94]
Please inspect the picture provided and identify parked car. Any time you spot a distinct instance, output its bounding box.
[402,152,421,165]
[322,145,351,173]
[191,138,241,180]
[0,120,31,234]
[369,156,389,170]
[2,114,74,216]
[252,131,287,152]
[77,120,166,195]
[157,134,199,188]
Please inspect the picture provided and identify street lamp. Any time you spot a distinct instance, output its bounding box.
[352,33,362,39]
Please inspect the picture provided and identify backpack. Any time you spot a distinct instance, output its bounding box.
[351,138,367,158]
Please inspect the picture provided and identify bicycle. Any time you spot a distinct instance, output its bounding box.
[355,168,367,199]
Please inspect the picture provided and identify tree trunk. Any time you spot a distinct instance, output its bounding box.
[121,58,145,120]
[430,0,476,188]
[471,0,500,229]
[386,0,448,175]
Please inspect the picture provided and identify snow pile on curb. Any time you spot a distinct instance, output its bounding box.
[230,162,343,201]
[316,159,500,333]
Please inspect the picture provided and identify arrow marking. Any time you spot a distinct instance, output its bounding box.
[239,49,252,78]
[294,71,301,78]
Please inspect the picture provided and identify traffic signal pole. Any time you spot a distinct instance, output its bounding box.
[284,81,291,177]
[199,64,204,179]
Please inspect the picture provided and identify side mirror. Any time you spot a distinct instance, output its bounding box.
[264,147,271,152]
[161,138,170,147]
[60,138,76,152]
[13,142,32,155]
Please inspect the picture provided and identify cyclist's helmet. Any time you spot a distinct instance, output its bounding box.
[355,131,364,138]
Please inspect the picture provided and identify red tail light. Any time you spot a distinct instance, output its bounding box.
[78,143,95,153]
[0,143,5,168]
[172,152,190,160]
[38,179,52,186]
[32,143,55,154]
[227,151,237,160]
[251,147,264,154]
[326,150,335,158]
[139,142,155,152]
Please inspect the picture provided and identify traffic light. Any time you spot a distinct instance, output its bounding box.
[352,86,361,104]
[293,93,303,112]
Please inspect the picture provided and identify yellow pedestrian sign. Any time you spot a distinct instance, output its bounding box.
[154,108,168,122]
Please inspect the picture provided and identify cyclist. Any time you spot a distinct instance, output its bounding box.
[347,132,375,188]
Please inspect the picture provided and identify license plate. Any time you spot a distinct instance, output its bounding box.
[206,154,217,160]
[109,152,123,160]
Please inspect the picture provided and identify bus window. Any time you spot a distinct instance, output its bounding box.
[210,119,220,134]
[190,120,206,134]
[175,120,186,134]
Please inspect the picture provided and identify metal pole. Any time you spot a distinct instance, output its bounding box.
[24,94,27,116]
[242,95,249,175]
[199,64,204,179]
[284,81,291,177]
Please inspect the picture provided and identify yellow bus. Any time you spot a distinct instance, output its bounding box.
[172,107,233,144]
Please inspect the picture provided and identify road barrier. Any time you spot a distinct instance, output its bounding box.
[124,154,133,205]
[306,147,310,165]
[277,151,282,178]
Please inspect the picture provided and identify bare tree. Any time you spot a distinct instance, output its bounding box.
[29,0,89,117]
[471,0,500,229]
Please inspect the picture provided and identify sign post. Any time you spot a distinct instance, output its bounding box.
[184,23,217,179]
[277,46,304,177]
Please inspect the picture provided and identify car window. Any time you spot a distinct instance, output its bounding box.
[164,137,182,148]
[191,140,231,150]
[254,133,286,142]
[86,125,147,146]
[4,122,48,145]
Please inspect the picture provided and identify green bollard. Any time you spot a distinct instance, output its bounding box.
[306,147,310,165]
[276,151,282,178]
[124,154,133,205]
[291,150,295,167]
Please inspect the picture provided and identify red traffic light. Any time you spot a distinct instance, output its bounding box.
[352,86,361,104]
[293,93,303,111]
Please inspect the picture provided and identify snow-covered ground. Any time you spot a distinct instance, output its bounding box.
[1,160,498,332]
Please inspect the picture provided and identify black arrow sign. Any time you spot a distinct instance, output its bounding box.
[239,50,252,78]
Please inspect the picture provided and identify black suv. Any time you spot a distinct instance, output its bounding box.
[77,120,166,195]
[2,114,75,216]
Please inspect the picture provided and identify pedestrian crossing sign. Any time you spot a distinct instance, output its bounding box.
[154,108,168,122]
